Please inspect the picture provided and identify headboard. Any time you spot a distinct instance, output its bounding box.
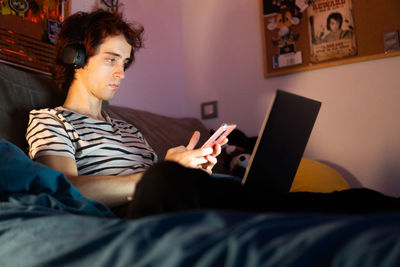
[0,63,65,153]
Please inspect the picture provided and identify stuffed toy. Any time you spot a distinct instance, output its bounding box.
[222,129,257,177]
[224,144,250,177]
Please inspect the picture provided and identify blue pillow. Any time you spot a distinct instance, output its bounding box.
[0,139,114,217]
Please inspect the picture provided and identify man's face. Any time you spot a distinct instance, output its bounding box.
[76,34,132,101]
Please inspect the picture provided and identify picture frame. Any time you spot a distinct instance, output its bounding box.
[260,0,400,78]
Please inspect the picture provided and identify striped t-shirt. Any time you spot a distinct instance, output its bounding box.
[26,107,157,176]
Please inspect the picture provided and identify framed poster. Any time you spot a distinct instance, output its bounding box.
[259,0,400,78]
[307,0,357,62]
[0,0,70,74]
[263,0,305,69]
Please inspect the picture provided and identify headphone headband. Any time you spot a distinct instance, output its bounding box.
[61,12,104,69]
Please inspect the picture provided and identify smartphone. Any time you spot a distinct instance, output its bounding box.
[202,123,236,148]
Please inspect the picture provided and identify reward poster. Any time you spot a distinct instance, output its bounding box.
[307,0,357,63]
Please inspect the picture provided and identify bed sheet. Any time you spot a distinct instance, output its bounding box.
[1,202,400,267]
[1,140,399,266]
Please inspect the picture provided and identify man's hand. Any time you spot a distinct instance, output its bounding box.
[165,131,227,174]
[201,134,228,174]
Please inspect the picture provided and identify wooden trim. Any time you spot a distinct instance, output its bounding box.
[265,50,400,78]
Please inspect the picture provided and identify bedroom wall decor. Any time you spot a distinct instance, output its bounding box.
[0,0,70,75]
[260,0,400,77]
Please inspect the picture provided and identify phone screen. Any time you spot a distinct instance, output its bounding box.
[202,124,236,148]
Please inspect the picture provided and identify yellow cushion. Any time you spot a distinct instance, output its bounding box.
[290,158,349,193]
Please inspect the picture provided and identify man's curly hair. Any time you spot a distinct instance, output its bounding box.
[53,9,144,93]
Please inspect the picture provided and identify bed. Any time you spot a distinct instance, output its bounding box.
[1,62,399,266]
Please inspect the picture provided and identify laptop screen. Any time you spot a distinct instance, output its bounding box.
[242,90,321,193]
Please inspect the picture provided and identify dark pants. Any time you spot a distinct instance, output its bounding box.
[117,161,400,219]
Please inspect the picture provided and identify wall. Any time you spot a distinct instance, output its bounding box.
[71,0,400,197]
[71,0,186,117]
[180,0,400,197]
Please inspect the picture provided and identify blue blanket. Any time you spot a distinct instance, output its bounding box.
[0,140,113,217]
[1,203,399,266]
[1,140,400,266]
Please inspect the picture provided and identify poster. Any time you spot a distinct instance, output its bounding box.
[307,0,357,63]
[263,0,305,69]
[0,0,64,43]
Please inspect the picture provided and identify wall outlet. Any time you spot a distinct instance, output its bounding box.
[201,101,218,119]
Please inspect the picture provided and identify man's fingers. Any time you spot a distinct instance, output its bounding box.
[221,137,229,146]
[186,131,200,150]
[205,155,217,165]
[211,144,221,156]
[186,147,213,158]
[165,131,221,172]
[192,157,209,166]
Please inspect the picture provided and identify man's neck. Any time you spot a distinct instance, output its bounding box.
[63,83,105,121]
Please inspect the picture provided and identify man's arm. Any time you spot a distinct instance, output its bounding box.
[35,132,226,207]
[36,155,143,207]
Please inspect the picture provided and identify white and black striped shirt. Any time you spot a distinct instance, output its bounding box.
[26,107,157,176]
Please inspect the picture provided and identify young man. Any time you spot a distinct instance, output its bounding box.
[26,9,224,209]
[27,9,399,219]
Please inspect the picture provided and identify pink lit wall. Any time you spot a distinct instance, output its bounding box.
[72,0,186,117]
[180,0,400,197]
[72,0,400,197]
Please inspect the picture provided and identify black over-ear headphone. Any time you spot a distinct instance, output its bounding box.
[61,12,103,69]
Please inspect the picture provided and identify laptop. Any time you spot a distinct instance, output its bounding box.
[241,89,321,193]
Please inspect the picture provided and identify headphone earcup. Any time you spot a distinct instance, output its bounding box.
[62,43,86,69]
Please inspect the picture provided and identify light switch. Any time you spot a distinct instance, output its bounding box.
[201,101,218,119]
